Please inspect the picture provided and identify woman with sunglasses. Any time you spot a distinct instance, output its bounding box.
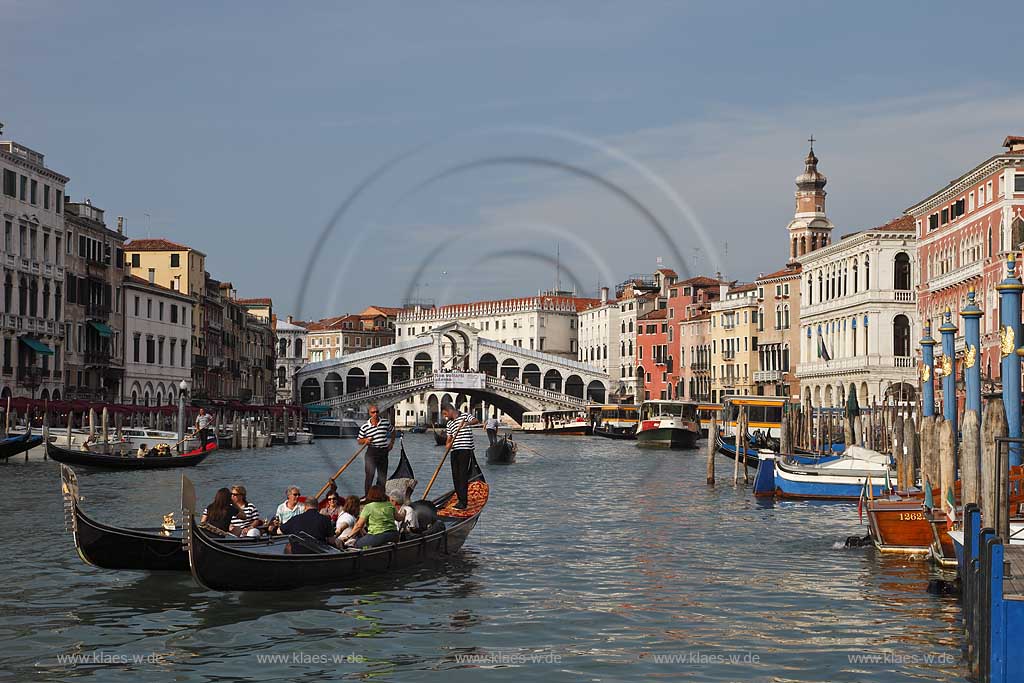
[320,492,343,524]
[230,485,263,537]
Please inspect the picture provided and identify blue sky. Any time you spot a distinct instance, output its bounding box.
[4,1,1020,319]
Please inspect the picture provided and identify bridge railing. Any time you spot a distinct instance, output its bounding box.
[312,376,435,410]
[484,375,588,408]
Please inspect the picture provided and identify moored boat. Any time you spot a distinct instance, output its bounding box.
[696,403,722,438]
[866,497,933,555]
[47,440,216,469]
[0,429,43,460]
[753,446,896,500]
[591,404,638,440]
[521,410,591,436]
[714,429,768,467]
[719,396,788,451]
[305,416,360,438]
[636,400,700,449]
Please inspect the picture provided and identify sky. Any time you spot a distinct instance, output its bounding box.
[3,1,1021,320]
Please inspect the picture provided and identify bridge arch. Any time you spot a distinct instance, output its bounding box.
[301,377,321,403]
[347,367,366,393]
[414,352,433,377]
[523,363,540,387]
[587,380,606,403]
[391,357,410,382]
[479,353,498,377]
[324,372,344,399]
[369,362,389,387]
[500,358,519,380]
[565,374,584,399]
[544,369,563,392]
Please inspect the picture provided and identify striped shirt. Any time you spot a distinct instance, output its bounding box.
[231,502,259,528]
[446,413,476,450]
[358,417,393,447]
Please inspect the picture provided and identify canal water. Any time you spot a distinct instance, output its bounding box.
[0,432,967,682]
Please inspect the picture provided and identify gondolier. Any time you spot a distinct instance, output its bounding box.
[194,408,214,447]
[485,414,500,445]
[357,404,395,494]
[442,403,479,509]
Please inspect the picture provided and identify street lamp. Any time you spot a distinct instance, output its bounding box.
[177,379,189,453]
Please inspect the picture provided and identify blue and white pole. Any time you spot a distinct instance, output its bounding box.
[920,323,937,419]
[939,307,958,438]
[997,253,1023,466]
[961,289,983,416]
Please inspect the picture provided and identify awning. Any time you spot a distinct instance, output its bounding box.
[89,321,113,337]
[19,337,54,355]
[307,404,331,413]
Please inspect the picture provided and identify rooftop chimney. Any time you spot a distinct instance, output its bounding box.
[148,269,155,284]
[117,216,124,234]
[600,286,608,304]
[287,315,293,324]
[1004,136,1024,153]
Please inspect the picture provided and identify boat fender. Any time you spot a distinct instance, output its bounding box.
[843,535,872,548]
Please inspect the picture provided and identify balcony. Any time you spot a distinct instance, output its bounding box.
[894,356,914,368]
[754,370,783,383]
[926,260,983,293]
[722,350,736,360]
[17,366,44,386]
[85,303,111,320]
[194,355,208,368]
[84,349,112,365]
[894,290,916,303]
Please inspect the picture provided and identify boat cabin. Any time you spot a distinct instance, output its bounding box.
[639,400,698,421]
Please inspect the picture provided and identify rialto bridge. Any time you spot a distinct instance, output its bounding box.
[295,322,610,422]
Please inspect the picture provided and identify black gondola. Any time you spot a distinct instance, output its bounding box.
[0,429,43,460]
[592,426,637,440]
[486,434,517,464]
[182,456,489,591]
[714,429,762,467]
[47,440,217,469]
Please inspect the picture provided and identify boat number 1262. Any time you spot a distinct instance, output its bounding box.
[898,512,925,521]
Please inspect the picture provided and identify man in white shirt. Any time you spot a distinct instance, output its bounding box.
[485,414,500,445]
[194,408,214,448]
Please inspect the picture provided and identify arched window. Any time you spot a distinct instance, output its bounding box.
[18,276,27,315]
[279,337,287,356]
[783,305,790,329]
[894,252,911,290]
[806,275,813,305]
[294,337,303,358]
[800,235,806,255]
[42,282,50,318]
[864,256,870,290]
[28,278,37,316]
[893,314,911,357]
[1013,217,1024,249]
[3,274,10,314]
[628,320,633,333]
[54,284,61,319]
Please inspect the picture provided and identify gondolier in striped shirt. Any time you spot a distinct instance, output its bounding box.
[357,405,395,495]
[442,403,479,510]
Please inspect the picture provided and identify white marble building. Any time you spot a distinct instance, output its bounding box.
[121,275,193,406]
[795,216,919,407]
[274,316,307,403]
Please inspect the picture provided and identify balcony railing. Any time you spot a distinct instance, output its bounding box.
[754,370,783,383]
[193,355,208,368]
[85,303,111,320]
[17,366,44,386]
[84,349,112,365]
[894,355,914,368]
[894,290,916,303]
[722,350,736,360]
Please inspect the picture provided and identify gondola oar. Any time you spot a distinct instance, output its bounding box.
[315,442,368,500]
[423,414,471,498]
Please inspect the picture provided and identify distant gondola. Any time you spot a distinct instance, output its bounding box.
[592,426,636,440]
[0,429,43,460]
[182,457,489,591]
[47,440,217,469]
[486,434,517,464]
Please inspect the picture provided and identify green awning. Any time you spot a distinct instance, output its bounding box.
[89,321,113,337]
[19,337,54,355]
[307,404,331,413]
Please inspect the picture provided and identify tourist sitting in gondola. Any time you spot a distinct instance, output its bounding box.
[136,443,149,458]
[347,485,401,548]
[334,495,362,548]
[320,492,343,524]
[200,488,237,533]
[230,485,263,537]
[271,486,304,527]
[81,434,97,452]
[280,497,335,552]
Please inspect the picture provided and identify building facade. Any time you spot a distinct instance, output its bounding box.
[307,309,396,363]
[796,216,918,406]
[709,283,759,402]
[577,286,620,376]
[63,200,126,402]
[123,238,206,393]
[752,266,801,398]
[679,313,711,401]
[275,316,307,403]
[0,138,68,399]
[237,297,275,405]
[909,135,1024,388]
[122,275,193,406]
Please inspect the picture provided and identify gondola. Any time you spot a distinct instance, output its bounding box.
[714,429,766,467]
[183,455,489,591]
[0,429,43,460]
[433,429,446,447]
[592,426,636,440]
[60,464,268,571]
[47,440,217,469]
[486,434,517,464]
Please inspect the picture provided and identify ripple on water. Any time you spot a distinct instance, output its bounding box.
[0,434,967,682]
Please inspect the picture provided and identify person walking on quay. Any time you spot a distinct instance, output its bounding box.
[442,403,478,510]
[357,404,395,495]
[485,413,500,446]
[194,408,214,447]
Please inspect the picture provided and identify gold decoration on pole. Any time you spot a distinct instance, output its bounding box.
[964,344,977,369]
[920,364,931,382]
[1001,325,1015,358]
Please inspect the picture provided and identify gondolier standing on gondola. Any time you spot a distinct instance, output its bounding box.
[442,403,479,510]
[194,409,214,447]
[357,404,395,494]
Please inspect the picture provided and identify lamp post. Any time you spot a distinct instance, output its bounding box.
[177,379,188,453]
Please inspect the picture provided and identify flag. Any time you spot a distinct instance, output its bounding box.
[817,332,832,362]
[858,476,868,523]
[923,478,934,510]
[946,486,958,530]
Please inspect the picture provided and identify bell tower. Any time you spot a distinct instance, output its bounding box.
[787,136,835,266]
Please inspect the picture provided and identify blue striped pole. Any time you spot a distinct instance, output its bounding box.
[920,323,937,418]
[996,253,1023,466]
[939,307,958,438]
[961,289,983,415]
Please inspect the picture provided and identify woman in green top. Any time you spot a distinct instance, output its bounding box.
[351,485,403,548]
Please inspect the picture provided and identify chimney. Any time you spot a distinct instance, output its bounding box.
[117,216,124,234]
[148,269,155,284]
[600,286,609,304]
[287,315,293,324]
[1004,136,1024,153]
